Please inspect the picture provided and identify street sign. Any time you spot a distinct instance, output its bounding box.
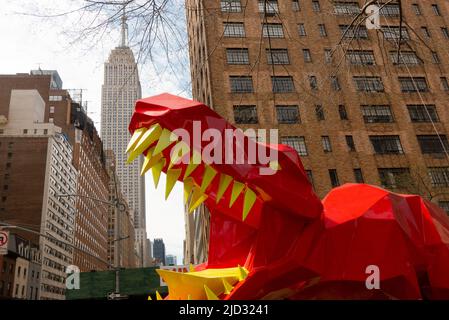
[0,231,9,255]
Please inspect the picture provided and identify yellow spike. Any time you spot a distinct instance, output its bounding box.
[222,279,234,295]
[168,141,190,169]
[127,124,162,163]
[200,165,217,193]
[165,168,182,200]
[156,291,163,300]
[153,128,177,156]
[204,285,219,300]
[189,263,195,272]
[152,158,166,188]
[229,181,245,208]
[147,295,152,300]
[188,187,208,213]
[242,188,257,221]
[126,127,147,153]
[238,265,248,281]
[183,178,194,205]
[141,148,163,176]
[216,174,233,203]
[184,161,200,180]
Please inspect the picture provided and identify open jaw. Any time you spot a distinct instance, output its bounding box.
[126,93,323,300]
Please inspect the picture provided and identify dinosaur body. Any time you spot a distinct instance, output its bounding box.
[127,93,449,300]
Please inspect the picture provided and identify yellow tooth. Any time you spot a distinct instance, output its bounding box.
[188,187,208,213]
[165,168,182,200]
[184,150,202,179]
[229,181,245,208]
[222,279,234,295]
[127,124,162,163]
[153,128,178,156]
[152,158,166,188]
[141,148,163,176]
[156,291,163,300]
[126,127,147,153]
[200,165,217,193]
[189,263,195,272]
[242,188,257,221]
[168,141,190,169]
[238,265,248,281]
[147,295,152,300]
[216,174,233,203]
[204,285,219,300]
[183,178,194,205]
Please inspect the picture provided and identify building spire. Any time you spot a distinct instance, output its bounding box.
[120,4,128,47]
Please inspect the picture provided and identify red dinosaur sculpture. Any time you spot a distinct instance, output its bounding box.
[127,93,449,300]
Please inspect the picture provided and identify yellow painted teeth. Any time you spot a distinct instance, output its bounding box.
[126,127,146,153]
[204,285,219,300]
[200,165,217,193]
[152,158,166,188]
[216,174,233,203]
[153,128,178,156]
[140,148,163,176]
[127,123,162,163]
[229,181,245,208]
[188,187,208,213]
[243,188,257,221]
[165,168,182,200]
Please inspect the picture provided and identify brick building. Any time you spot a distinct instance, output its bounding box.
[184,0,449,263]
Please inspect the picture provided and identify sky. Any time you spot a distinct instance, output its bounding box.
[0,1,190,262]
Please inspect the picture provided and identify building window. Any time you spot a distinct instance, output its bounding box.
[429,167,449,187]
[23,129,28,134]
[266,49,289,64]
[281,136,307,156]
[224,22,245,37]
[412,4,421,15]
[354,169,364,183]
[390,51,422,65]
[442,27,449,39]
[441,77,449,91]
[329,169,340,188]
[379,168,410,189]
[258,0,279,14]
[339,105,348,120]
[306,170,314,189]
[370,135,404,154]
[315,105,325,121]
[346,50,375,65]
[292,0,300,12]
[220,0,242,12]
[417,135,449,154]
[233,105,258,124]
[399,77,429,92]
[432,4,441,16]
[361,105,394,123]
[334,1,360,15]
[353,76,384,92]
[340,25,368,39]
[381,26,410,41]
[324,49,332,63]
[438,201,449,215]
[49,106,55,113]
[230,76,253,93]
[262,23,284,38]
[298,23,307,36]
[431,51,440,64]
[380,4,400,16]
[407,105,439,122]
[312,0,320,12]
[302,49,312,62]
[276,105,300,124]
[309,75,318,90]
[322,136,332,152]
[318,24,327,37]
[346,135,355,151]
[421,26,431,38]
[226,48,249,64]
[272,76,295,93]
[331,76,341,91]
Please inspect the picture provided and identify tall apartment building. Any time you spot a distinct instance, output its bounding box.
[101,12,147,267]
[105,149,137,269]
[184,0,449,262]
[0,79,77,299]
[152,239,166,266]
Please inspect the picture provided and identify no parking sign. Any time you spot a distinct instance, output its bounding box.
[0,231,9,255]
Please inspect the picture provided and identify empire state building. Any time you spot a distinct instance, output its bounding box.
[101,12,147,266]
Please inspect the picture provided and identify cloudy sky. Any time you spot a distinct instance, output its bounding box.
[0,1,190,262]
